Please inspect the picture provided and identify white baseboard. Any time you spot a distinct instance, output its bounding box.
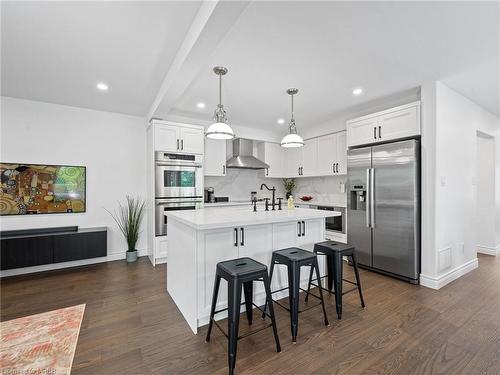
[420,257,478,290]
[0,248,150,278]
[477,245,500,256]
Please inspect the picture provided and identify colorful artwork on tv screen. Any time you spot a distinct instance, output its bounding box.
[0,163,86,215]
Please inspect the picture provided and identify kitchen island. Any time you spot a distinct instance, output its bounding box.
[166,206,340,333]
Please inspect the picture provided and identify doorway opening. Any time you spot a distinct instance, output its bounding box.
[476,131,496,255]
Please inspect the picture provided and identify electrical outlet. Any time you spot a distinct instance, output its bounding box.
[440,176,446,187]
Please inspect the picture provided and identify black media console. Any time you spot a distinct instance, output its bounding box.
[0,226,107,270]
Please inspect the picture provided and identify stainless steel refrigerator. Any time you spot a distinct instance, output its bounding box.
[347,139,420,284]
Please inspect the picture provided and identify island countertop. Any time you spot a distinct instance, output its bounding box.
[166,206,340,230]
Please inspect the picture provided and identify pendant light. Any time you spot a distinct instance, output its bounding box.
[280,88,304,148]
[205,66,235,140]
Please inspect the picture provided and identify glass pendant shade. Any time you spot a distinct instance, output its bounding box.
[206,121,235,139]
[206,66,235,140]
[281,132,304,147]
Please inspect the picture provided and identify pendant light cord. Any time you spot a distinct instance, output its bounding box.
[219,73,222,106]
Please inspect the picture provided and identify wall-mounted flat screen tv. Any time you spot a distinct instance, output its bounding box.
[0,163,86,215]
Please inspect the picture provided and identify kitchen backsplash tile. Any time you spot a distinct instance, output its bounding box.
[294,175,347,205]
[204,169,285,201]
[205,170,346,205]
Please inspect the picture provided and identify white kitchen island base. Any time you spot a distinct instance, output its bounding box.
[166,207,339,333]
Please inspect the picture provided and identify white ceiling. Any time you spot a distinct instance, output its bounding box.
[1,1,499,129]
[1,1,201,116]
[169,1,500,130]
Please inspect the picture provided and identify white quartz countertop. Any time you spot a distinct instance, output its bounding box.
[204,200,347,208]
[166,206,340,230]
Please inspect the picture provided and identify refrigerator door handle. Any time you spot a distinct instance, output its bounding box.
[370,167,375,227]
[366,168,371,227]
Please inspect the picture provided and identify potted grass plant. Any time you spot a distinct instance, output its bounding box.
[283,178,296,199]
[105,196,146,263]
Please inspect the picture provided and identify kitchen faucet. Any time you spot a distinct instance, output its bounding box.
[260,183,277,210]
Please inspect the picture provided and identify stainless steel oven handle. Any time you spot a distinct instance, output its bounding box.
[155,162,202,168]
[156,201,201,206]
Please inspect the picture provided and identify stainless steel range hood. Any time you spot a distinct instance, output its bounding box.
[226,138,270,170]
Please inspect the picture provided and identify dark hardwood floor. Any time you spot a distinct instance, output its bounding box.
[2,254,500,374]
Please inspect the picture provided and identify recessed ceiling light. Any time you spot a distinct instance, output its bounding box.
[352,87,363,96]
[277,118,285,124]
[197,102,206,109]
[97,82,109,92]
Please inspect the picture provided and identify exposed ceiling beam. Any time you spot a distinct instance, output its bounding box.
[147,0,249,121]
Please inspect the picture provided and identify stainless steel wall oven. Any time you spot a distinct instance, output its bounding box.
[155,151,203,236]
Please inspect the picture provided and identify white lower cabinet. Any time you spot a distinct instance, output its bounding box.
[200,227,240,315]
[154,236,168,260]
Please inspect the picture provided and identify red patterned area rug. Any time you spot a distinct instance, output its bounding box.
[1,304,85,375]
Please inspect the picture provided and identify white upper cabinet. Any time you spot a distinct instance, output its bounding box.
[317,134,336,175]
[154,124,179,152]
[204,138,227,176]
[258,142,285,178]
[336,131,347,175]
[285,147,302,177]
[377,104,419,141]
[179,127,204,154]
[301,138,318,177]
[346,101,421,147]
[316,131,347,176]
[346,116,379,147]
[152,120,204,154]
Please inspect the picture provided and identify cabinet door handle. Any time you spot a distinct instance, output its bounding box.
[297,221,301,237]
[332,164,335,174]
[181,139,184,150]
[302,221,305,236]
[374,127,377,140]
[266,168,269,176]
[378,126,382,139]
[240,228,244,246]
[223,165,226,175]
[336,163,339,173]
[234,228,238,247]
[177,139,179,150]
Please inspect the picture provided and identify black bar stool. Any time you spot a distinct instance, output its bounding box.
[206,257,281,375]
[262,247,329,343]
[305,241,365,319]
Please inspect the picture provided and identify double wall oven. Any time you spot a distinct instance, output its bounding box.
[155,151,203,236]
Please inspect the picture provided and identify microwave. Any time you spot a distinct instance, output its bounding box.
[313,205,346,234]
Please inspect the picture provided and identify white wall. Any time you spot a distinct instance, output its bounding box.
[0,97,147,274]
[420,82,500,288]
[476,133,496,252]
[434,82,478,274]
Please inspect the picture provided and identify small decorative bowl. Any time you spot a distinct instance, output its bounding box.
[300,195,313,201]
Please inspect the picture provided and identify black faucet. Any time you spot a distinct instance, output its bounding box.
[260,183,276,210]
